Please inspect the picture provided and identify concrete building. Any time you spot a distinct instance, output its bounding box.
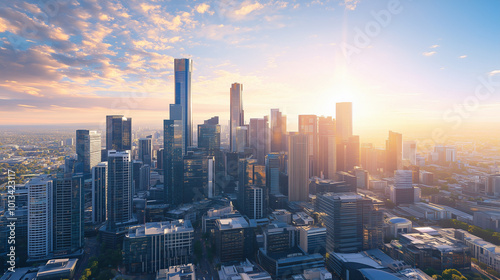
[156,264,196,280]
[123,220,194,274]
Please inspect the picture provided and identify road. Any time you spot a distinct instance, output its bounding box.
[194,229,218,280]
[472,263,500,280]
[73,236,99,280]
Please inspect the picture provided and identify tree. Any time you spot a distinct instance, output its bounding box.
[442,269,466,280]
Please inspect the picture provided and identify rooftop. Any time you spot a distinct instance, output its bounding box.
[127,220,193,238]
[217,216,249,230]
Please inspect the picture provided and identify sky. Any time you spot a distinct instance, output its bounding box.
[0,0,499,144]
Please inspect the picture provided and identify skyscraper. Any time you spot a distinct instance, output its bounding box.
[27,175,53,260]
[270,109,285,152]
[318,116,336,179]
[299,115,318,177]
[403,140,417,165]
[230,83,244,152]
[266,153,281,195]
[164,104,184,206]
[335,102,353,143]
[106,115,132,151]
[197,116,221,156]
[315,192,383,253]
[92,162,107,224]
[107,150,132,229]
[249,117,269,165]
[138,136,152,166]
[53,174,84,256]
[235,125,248,153]
[174,58,193,151]
[288,133,310,201]
[345,135,360,171]
[386,131,403,176]
[76,130,101,174]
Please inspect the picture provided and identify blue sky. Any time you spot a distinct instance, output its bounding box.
[0,0,499,141]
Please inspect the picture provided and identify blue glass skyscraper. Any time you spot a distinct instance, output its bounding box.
[174,58,192,152]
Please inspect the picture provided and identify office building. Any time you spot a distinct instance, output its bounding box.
[230,83,244,152]
[386,131,402,176]
[299,226,326,255]
[288,133,310,202]
[27,175,53,260]
[249,117,269,165]
[238,158,266,218]
[183,152,215,202]
[198,116,221,156]
[218,260,272,280]
[318,116,336,179]
[403,140,417,165]
[266,153,282,195]
[345,135,359,171]
[315,192,383,253]
[299,115,318,177]
[123,220,194,274]
[308,177,354,195]
[140,164,151,191]
[76,130,101,174]
[271,109,286,153]
[215,217,252,263]
[138,136,153,166]
[263,223,298,254]
[354,168,368,189]
[92,162,107,224]
[106,115,132,151]
[164,104,184,206]
[384,227,470,271]
[53,174,84,256]
[156,264,196,280]
[257,247,324,279]
[235,125,249,153]
[107,150,132,229]
[335,102,352,144]
[174,58,193,151]
[385,217,413,238]
[455,229,500,274]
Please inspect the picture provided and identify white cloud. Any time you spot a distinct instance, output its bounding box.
[195,3,213,15]
[459,55,467,59]
[234,2,264,16]
[489,70,500,76]
[422,51,436,57]
[430,44,439,48]
[343,0,360,11]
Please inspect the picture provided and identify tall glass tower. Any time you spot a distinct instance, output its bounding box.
[76,130,101,174]
[230,83,244,152]
[174,58,192,152]
[106,115,132,151]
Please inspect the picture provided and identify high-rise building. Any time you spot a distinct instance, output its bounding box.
[106,115,132,151]
[335,102,353,143]
[316,192,383,253]
[318,116,336,179]
[288,133,310,202]
[345,135,360,171]
[198,116,221,156]
[123,220,194,274]
[92,162,107,224]
[215,217,252,263]
[266,153,281,195]
[164,104,184,206]
[174,58,193,151]
[263,223,298,254]
[299,115,318,177]
[299,226,327,255]
[107,150,132,229]
[270,109,285,153]
[138,136,152,166]
[237,158,266,217]
[403,140,417,165]
[235,125,248,153]
[140,164,151,191]
[76,130,101,174]
[183,152,215,202]
[230,83,244,152]
[386,131,403,176]
[27,175,53,260]
[336,103,352,172]
[249,117,269,165]
[53,174,84,256]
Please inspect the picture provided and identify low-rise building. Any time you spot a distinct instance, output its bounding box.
[156,264,196,280]
[455,229,500,274]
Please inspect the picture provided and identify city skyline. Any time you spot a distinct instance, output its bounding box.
[0,0,499,143]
